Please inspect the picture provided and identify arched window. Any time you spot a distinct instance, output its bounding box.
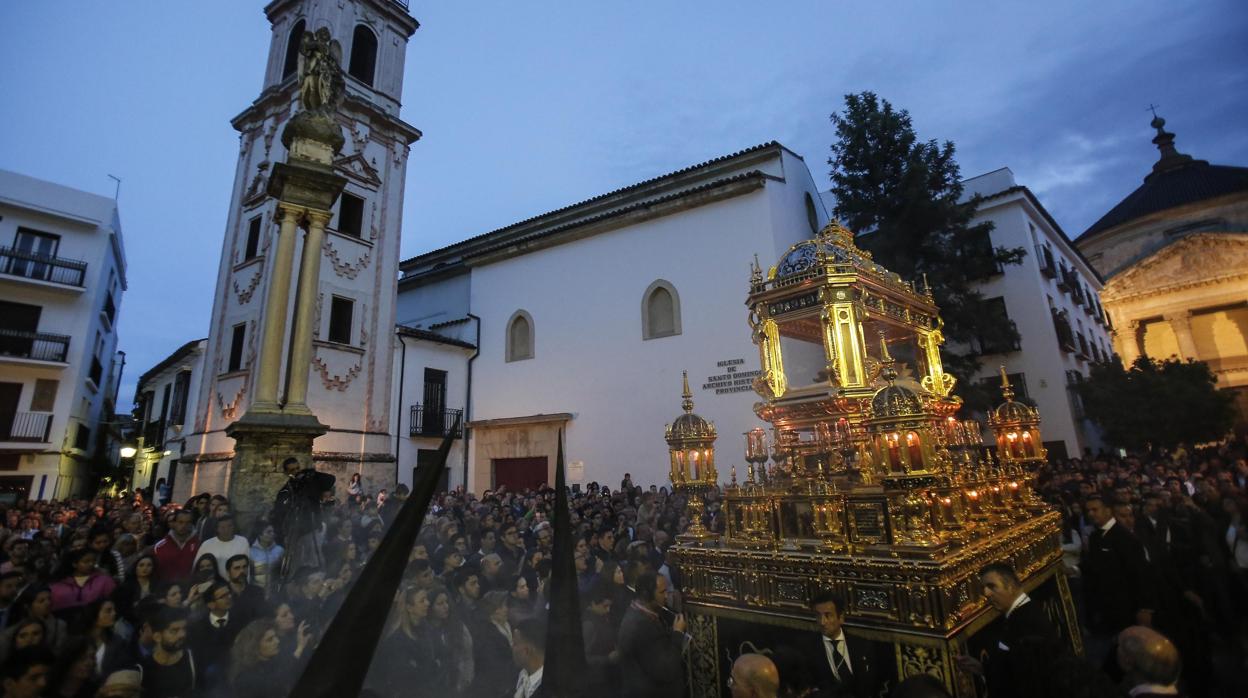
[804,192,820,234]
[348,24,378,86]
[282,20,305,79]
[642,280,682,340]
[506,311,534,362]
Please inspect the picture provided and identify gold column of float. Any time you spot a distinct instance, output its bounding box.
[829,302,865,388]
[254,203,304,410]
[756,317,787,398]
[919,327,956,397]
[284,209,332,410]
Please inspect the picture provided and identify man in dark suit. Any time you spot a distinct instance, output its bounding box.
[617,571,688,698]
[1082,495,1156,636]
[808,589,882,698]
[188,581,242,688]
[1117,625,1184,697]
[955,563,1060,698]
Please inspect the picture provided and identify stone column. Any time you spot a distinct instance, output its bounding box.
[1117,320,1143,366]
[253,204,303,411]
[284,209,332,411]
[1165,311,1199,361]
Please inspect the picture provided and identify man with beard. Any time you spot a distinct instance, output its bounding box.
[141,608,196,698]
[272,457,336,576]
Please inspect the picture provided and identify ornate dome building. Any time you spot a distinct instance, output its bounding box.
[1075,115,1248,423]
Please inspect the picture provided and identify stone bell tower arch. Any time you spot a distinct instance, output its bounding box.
[179,0,420,522]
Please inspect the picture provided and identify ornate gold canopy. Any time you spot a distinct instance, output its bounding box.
[671,220,1062,648]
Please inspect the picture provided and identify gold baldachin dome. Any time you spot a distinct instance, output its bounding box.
[666,371,717,448]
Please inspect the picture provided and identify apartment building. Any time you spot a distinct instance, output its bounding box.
[0,169,127,500]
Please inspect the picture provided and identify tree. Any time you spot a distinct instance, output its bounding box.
[827,92,1024,383]
[1076,356,1235,452]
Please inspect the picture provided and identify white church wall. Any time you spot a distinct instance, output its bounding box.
[465,183,816,491]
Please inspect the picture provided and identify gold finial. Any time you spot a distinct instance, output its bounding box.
[922,273,932,298]
[879,331,898,383]
[681,370,694,413]
[750,254,763,285]
[730,465,738,486]
[999,365,1015,401]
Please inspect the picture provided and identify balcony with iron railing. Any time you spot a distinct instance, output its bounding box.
[142,419,166,449]
[0,247,87,289]
[0,329,71,364]
[1052,311,1077,353]
[409,404,464,439]
[0,411,53,443]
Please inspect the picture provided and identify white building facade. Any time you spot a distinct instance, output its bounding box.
[961,168,1112,458]
[397,143,832,492]
[131,339,207,496]
[0,169,128,500]
[178,0,420,501]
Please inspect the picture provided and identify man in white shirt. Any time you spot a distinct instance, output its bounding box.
[511,618,545,698]
[194,514,250,579]
[1117,625,1182,697]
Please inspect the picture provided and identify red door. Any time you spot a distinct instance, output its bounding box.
[492,457,548,492]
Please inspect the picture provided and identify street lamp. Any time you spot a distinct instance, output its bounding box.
[119,446,137,459]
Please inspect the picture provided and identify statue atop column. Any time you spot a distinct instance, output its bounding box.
[297,27,345,114]
[281,26,346,158]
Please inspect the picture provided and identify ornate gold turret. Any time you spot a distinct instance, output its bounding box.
[666,371,718,541]
[672,221,1074,698]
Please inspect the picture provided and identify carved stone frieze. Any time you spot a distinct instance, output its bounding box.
[232,269,263,304]
[1101,233,1248,302]
[312,352,362,391]
[323,238,371,279]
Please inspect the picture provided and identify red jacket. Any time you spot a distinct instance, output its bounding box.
[153,533,200,583]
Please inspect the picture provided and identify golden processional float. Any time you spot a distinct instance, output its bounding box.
[667,221,1080,698]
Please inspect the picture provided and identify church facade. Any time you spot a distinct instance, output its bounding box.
[1075,117,1248,424]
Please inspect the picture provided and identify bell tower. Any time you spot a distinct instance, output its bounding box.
[180,0,420,514]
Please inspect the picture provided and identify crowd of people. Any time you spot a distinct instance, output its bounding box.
[0,434,1244,697]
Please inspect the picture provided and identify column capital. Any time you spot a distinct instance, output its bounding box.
[1163,309,1194,324]
[275,202,308,221]
[305,209,333,226]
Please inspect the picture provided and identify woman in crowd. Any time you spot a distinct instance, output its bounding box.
[249,522,285,596]
[271,601,308,657]
[347,473,364,500]
[470,591,515,698]
[49,550,116,615]
[507,575,534,625]
[114,553,156,623]
[184,553,221,611]
[428,585,474,695]
[0,618,47,665]
[229,618,313,698]
[371,585,443,694]
[15,586,69,655]
[70,599,131,675]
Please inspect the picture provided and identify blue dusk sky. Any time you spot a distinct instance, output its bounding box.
[1,1,1245,410]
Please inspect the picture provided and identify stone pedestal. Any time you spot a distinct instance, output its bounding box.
[225,410,327,533]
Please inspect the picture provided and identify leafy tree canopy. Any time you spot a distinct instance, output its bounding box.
[1076,356,1235,452]
[827,92,1024,383]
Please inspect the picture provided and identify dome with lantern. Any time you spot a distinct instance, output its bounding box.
[986,368,1040,429]
[665,372,717,448]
